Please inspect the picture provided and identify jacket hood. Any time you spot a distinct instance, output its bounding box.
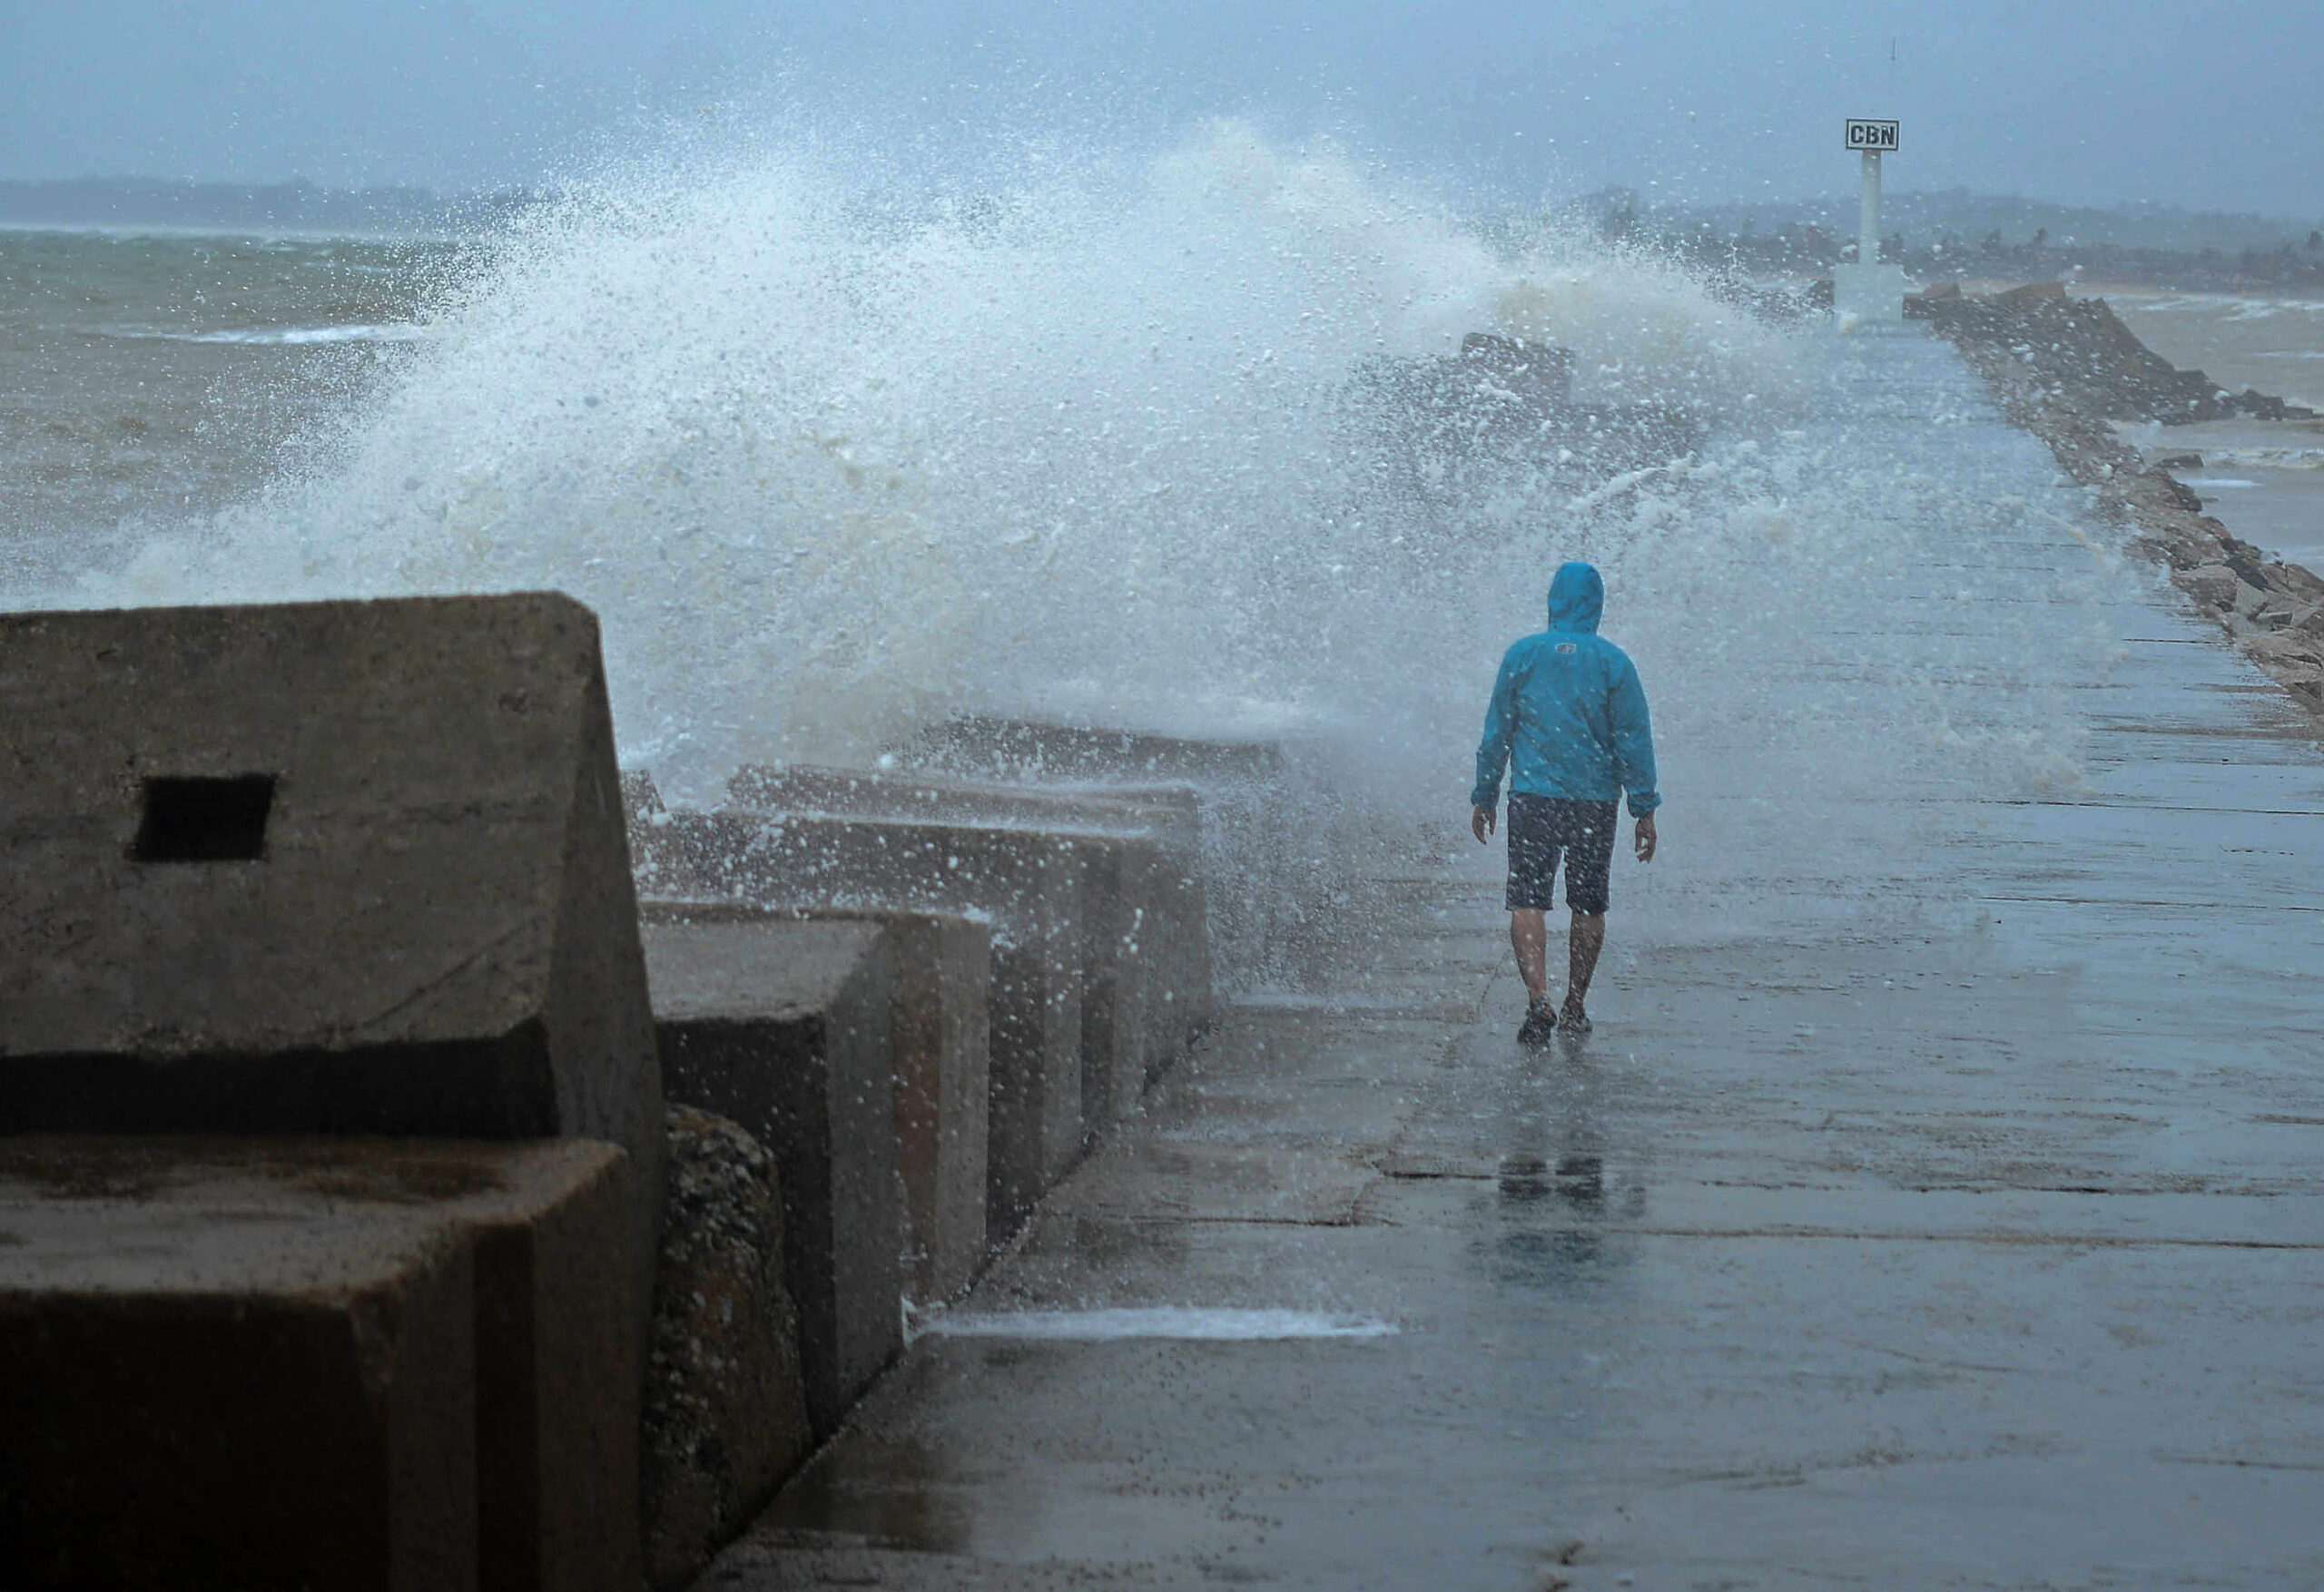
[1546,562,1604,634]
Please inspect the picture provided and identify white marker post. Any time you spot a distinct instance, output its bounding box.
[1832,119,1906,323]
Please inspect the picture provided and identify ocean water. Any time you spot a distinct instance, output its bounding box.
[2102,289,2324,571]
[0,228,469,586]
[0,125,2143,963]
[2102,290,2324,411]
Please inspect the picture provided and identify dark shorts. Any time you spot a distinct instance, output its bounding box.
[1505,795,1620,914]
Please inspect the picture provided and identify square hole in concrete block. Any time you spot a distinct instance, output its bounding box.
[133,775,277,863]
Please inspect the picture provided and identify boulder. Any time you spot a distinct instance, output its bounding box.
[641,1108,811,1592]
[2245,632,2324,670]
[2179,565,2241,610]
[2148,471,2205,514]
[1993,280,2067,305]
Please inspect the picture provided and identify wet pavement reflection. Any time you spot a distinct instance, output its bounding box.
[1487,1046,1642,1294]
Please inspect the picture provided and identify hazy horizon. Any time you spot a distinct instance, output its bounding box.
[4,2,2319,215]
[3,173,2318,229]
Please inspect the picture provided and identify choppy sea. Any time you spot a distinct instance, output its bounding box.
[2101,288,2324,570]
[0,228,472,588]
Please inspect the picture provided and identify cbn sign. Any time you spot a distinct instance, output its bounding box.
[1845,119,1901,152]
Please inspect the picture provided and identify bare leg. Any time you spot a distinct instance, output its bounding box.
[1563,911,1607,1019]
[1509,909,1550,1004]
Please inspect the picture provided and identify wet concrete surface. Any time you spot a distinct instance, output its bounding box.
[702,334,2324,1588]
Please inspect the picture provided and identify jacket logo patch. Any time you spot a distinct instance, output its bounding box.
[1555,642,1578,654]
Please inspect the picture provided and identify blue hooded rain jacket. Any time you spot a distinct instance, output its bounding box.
[1471,562,1661,817]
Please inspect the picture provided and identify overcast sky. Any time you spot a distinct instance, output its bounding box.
[3,1,2315,215]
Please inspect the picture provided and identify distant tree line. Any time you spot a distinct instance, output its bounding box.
[1548,188,2324,293]
[1693,224,2324,292]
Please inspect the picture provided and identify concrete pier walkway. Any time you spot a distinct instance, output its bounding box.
[704,335,2324,1588]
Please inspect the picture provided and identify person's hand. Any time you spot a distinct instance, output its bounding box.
[1634,812,1658,862]
[1472,804,1497,845]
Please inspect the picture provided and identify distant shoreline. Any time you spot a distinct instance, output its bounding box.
[1974,277,2324,305]
[0,221,479,245]
[0,178,542,237]
[1576,187,2324,299]
[15,177,2324,293]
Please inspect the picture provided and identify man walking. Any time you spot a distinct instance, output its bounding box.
[1471,561,1659,1044]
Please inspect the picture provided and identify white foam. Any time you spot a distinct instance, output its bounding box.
[2183,447,2324,470]
[76,121,1801,801]
[41,119,2130,952]
[922,1307,1398,1341]
[100,322,427,346]
[2126,294,2324,320]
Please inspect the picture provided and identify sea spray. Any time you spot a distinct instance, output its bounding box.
[55,119,2129,967]
[83,123,1797,790]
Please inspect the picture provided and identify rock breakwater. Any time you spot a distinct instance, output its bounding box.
[1914,283,2324,721]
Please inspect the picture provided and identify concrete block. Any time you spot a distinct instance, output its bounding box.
[643,1107,811,1592]
[892,716,1290,995]
[645,901,990,1305]
[0,595,666,1319]
[0,1135,638,1592]
[900,714,1285,784]
[726,762,1205,860]
[458,1142,642,1592]
[0,1159,477,1591]
[874,912,991,1302]
[635,811,1084,1240]
[641,918,903,1438]
[1076,830,1183,1129]
[724,763,1215,1100]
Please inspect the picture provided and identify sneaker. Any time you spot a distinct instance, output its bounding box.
[1518,1000,1558,1048]
[1557,1006,1592,1037]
